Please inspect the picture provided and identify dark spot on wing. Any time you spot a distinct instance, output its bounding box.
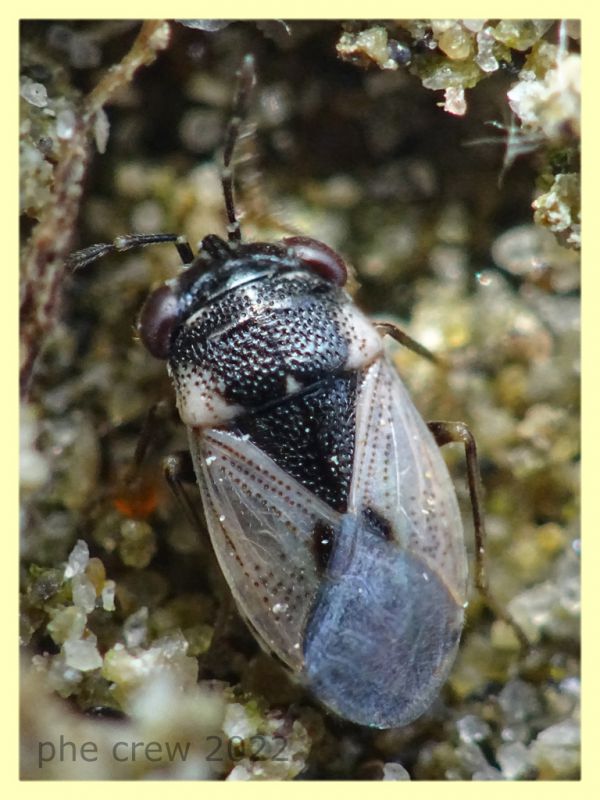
[362,506,393,541]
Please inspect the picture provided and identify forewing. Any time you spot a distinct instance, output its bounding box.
[349,357,468,602]
[188,427,340,671]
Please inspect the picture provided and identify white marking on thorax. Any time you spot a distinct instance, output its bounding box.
[337,305,383,369]
[173,365,244,429]
[285,375,303,394]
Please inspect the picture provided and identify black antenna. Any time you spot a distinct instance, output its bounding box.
[221,54,257,248]
[66,233,194,271]
[66,56,257,271]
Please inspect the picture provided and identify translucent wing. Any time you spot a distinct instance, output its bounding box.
[188,427,341,671]
[303,355,469,727]
[304,514,466,727]
[349,356,468,602]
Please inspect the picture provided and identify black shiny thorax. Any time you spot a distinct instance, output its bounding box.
[233,373,358,512]
[169,240,303,325]
[170,264,350,411]
[167,242,370,513]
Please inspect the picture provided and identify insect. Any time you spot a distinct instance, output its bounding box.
[69,55,519,729]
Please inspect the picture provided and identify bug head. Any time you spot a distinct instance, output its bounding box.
[69,52,349,361]
[138,233,348,360]
[138,52,348,361]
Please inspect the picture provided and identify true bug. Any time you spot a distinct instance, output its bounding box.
[69,55,522,729]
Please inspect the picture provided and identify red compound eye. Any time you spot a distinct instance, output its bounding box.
[138,284,180,360]
[282,236,348,286]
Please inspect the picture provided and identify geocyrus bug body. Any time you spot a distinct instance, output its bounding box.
[69,55,516,729]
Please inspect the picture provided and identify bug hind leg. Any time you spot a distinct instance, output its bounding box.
[428,420,529,649]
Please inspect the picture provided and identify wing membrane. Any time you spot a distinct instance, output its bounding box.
[189,354,468,674]
[189,427,341,670]
[349,357,468,602]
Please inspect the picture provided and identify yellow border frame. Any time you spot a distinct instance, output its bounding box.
[13,3,592,791]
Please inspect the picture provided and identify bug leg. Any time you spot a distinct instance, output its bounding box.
[375,322,441,366]
[427,420,529,649]
[120,400,173,485]
[108,401,176,520]
[67,233,194,270]
[163,450,206,533]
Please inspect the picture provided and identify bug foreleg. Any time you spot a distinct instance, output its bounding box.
[122,400,174,483]
[163,449,206,533]
[375,322,441,366]
[427,420,529,649]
